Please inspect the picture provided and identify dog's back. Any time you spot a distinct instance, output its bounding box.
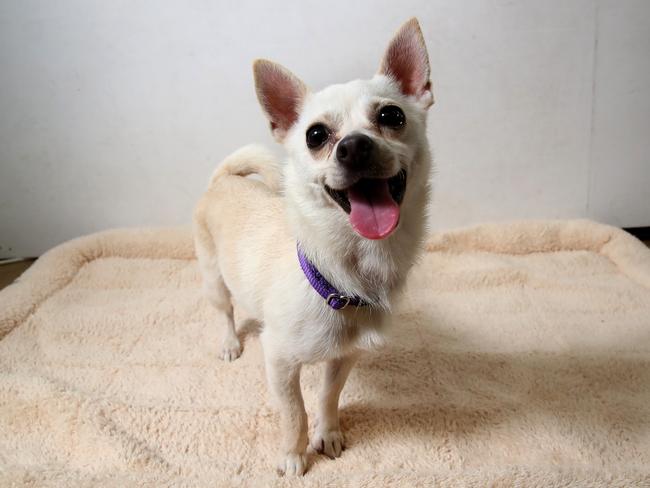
[193,145,289,321]
[193,144,282,250]
[207,144,281,193]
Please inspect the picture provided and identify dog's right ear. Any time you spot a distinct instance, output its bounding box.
[253,59,308,142]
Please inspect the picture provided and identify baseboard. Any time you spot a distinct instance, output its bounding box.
[624,226,650,242]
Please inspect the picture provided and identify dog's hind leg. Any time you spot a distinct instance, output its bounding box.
[202,265,241,361]
[194,216,241,362]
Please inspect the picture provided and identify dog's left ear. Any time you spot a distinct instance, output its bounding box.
[379,18,434,109]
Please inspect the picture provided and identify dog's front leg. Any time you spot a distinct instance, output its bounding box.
[312,354,358,459]
[265,354,308,476]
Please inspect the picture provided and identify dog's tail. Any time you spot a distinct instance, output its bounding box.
[208,144,281,192]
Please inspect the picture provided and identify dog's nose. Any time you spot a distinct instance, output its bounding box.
[336,133,375,168]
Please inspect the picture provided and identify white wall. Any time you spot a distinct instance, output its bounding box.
[1,0,648,257]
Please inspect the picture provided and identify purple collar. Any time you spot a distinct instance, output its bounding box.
[297,245,367,310]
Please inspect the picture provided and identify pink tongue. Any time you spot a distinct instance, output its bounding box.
[348,179,400,240]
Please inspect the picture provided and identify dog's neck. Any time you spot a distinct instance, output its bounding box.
[285,183,430,310]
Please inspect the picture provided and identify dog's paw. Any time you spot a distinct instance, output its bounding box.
[311,428,345,459]
[220,337,242,362]
[276,452,307,476]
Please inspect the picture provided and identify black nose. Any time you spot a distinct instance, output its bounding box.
[336,133,375,168]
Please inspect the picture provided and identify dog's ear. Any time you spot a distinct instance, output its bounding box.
[379,18,434,109]
[253,59,308,142]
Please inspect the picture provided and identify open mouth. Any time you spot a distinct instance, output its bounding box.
[325,169,407,240]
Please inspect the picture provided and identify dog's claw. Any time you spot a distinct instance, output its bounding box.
[220,337,242,362]
[312,429,345,459]
[277,453,307,476]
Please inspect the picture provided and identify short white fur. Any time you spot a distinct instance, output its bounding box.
[193,18,434,476]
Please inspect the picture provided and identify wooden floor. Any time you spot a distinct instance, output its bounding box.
[0,259,36,291]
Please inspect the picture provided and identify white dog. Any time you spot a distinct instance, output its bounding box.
[193,18,434,476]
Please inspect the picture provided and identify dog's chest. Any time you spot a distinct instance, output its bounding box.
[289,308,386,362]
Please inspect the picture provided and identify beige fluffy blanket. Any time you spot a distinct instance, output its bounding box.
[1,220,650,487]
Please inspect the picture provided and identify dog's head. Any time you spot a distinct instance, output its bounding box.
[253,18,433,241]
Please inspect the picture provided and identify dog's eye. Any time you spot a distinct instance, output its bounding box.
[306,124,330,149]
[377,105,406,128]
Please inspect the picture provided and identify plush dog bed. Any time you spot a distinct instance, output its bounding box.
[1,220,649,487]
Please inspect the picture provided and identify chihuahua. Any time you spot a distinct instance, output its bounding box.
[193,18,434,475]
